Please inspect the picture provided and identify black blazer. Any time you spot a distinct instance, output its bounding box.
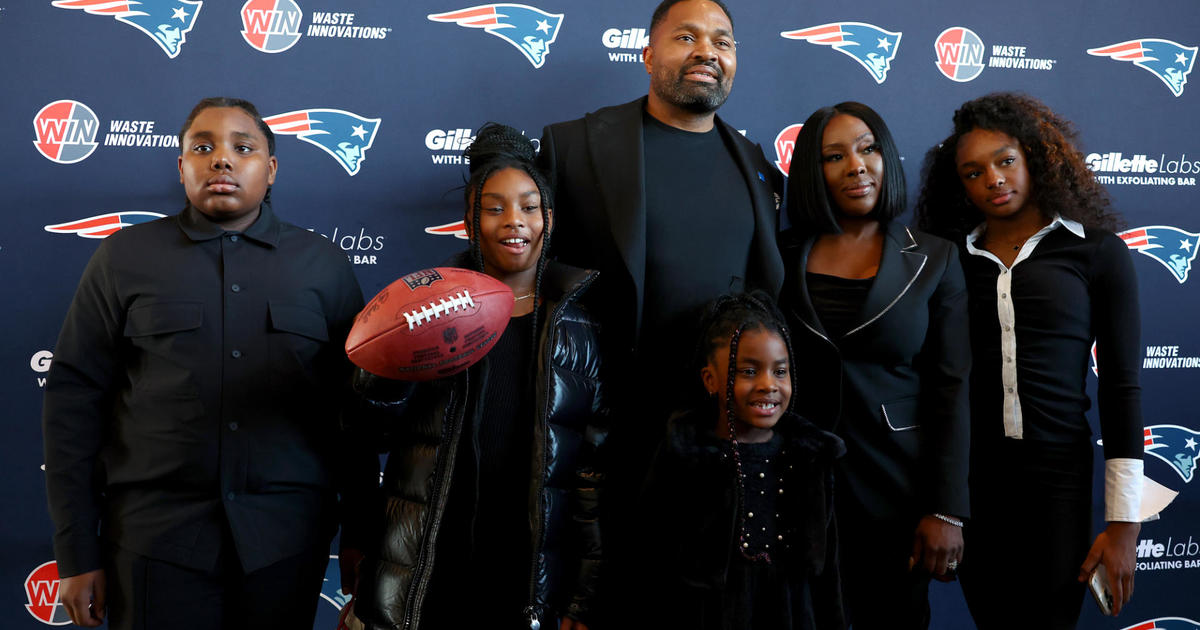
[538,96,785,352]
[781,221,971,523]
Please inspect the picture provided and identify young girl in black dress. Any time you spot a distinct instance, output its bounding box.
[642,292,845,630]
[917,92,1143,628]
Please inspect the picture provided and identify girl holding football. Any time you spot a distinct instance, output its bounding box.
[342,123,605,630]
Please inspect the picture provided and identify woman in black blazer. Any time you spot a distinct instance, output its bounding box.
[779,102,971,630]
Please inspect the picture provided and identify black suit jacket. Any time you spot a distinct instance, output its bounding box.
[781,221,971,523]
[538,96,784,354]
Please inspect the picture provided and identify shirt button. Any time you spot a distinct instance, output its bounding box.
[232,350,242,359]
[231,284,241,293]
[1006,356,1013,363]
[1000,293,1008,299]
[1008,387,1015,393]
[1004,325,1012,332]
[229,235,239,242]
[226,492,235,501]
[229,422,239,431]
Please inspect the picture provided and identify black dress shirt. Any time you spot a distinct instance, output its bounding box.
[962,219,1143,520]
[43,203,365,577]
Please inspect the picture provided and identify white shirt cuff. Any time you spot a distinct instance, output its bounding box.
[1105,457,1144,522]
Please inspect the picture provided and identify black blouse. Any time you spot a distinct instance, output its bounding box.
[805,272,874,340]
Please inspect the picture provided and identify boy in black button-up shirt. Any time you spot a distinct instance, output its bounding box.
[43,98,367,629]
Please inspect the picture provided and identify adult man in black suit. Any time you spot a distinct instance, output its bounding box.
[539,0,783,379]
[538,1,784,618]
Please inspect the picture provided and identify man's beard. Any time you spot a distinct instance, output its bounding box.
[651,67,730,114]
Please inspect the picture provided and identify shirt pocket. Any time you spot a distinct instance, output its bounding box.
[122,301,204,396]
[268,300,330,392]
[880,396,921,432]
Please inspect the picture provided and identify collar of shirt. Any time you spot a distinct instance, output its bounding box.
[177,202,281,248]
[964,215,1085,268]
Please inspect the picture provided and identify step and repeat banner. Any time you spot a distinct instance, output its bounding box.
[1,1,1197,627]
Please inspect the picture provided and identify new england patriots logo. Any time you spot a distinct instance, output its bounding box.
[1145,425,1200,484]
[425,221,469,239]
[44,212,165,238]
[52,0,202,59]
[1119,225,1199,283]
[319,555,351,611]
[428,4,563,69]
[1088,39,1197,97]
[1121,617,1200,630]
[265,109,381,176]
[782,22,901,84]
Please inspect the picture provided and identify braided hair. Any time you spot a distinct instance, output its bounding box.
[694,291,796,563]
[462,123,554,373]
[462,123,553,310]
[694,291,797,414]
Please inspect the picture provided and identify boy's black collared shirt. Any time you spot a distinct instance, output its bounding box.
[43,203,365,577]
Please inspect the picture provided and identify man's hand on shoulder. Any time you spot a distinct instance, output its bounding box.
[60,569,106,627]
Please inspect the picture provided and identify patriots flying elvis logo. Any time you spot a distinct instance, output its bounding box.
[425,221,468,239]
[319,555,351,611]
[1088,39,1196,97]
[52,0,202,59]
[782,22,901,84]
[265,109,380,176]
[428,4,563,69]
[1145,425,1200,484]
[1119,225,1199,283]
[45,212,165,238]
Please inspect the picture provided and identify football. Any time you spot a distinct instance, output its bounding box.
[346,267,515,380]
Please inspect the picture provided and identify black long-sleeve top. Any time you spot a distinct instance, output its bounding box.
[42,203,366,577]
[962,218,1143,520]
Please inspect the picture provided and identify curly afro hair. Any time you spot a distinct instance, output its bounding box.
[915,92,1123,244]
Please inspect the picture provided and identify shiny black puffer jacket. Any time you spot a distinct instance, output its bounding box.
[348,259,607,630]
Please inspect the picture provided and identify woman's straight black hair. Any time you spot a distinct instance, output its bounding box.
[785,101,906,234]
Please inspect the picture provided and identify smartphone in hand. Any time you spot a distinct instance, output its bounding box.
[1089,564,1114,616]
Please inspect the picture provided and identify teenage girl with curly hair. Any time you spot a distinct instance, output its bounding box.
[916,92,1143,628]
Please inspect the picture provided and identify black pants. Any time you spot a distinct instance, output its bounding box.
[104,536,328,630]
[960,438,1093,630]
[838,513,931,630]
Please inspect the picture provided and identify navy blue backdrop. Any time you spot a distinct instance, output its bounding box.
[1,1,1197,627]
